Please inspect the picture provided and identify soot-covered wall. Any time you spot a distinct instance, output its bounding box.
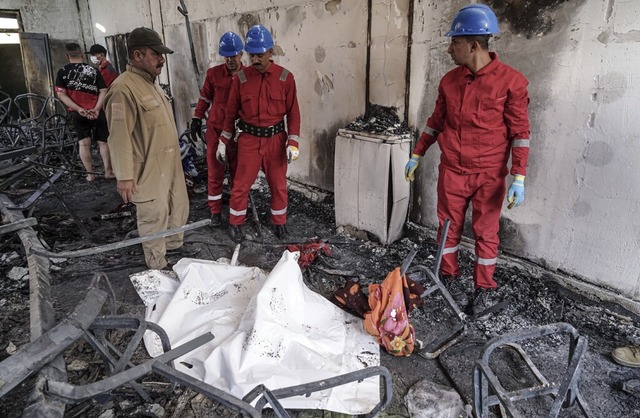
[409,0,640,300]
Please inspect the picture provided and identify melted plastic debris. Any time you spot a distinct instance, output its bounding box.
[345,104,410,135]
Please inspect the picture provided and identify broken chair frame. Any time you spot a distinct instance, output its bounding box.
[1,92,76,211]
[406,219,469,358]
[473,322,593,418]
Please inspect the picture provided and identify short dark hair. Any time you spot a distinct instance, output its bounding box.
[65,42,82,56]
[86,44,107,55]
[464,35,491,50]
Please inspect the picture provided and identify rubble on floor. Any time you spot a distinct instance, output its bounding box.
[0,156,639,417]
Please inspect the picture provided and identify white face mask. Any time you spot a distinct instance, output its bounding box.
[90,56,100,65]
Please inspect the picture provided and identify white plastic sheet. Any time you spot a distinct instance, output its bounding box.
[130,250,381,414]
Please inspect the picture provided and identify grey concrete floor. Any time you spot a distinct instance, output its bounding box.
[1,162,640,417]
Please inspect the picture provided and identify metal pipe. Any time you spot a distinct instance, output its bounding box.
[0,217,37,235]
[45,333,214,402]
[31,218,211,258]
[248,366,393,417]
[177,0,201,87]
[0,193,67,417]
[151,362,261,418]
[0,288,107,399]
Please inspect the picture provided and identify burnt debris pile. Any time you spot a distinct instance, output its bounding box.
[1,147,640,417]
[344,104,410,135]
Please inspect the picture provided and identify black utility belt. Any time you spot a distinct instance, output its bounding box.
[238,119,285,137]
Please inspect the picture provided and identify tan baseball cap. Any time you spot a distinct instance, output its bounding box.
[127,27,174,54]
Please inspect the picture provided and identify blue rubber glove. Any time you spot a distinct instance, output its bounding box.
[404,154,420,181]
[507,175,525,209]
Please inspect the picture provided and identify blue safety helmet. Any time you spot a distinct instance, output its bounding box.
[219,32,244,57]
[244,25,274,54]
[445,4,499,37]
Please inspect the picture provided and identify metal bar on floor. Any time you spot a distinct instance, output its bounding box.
[0,287,107,399]
[0,146,39,161]
[0,217,37,235]
[406,219,470,358]
[473,322,593,418]
[244,366,393,418]
[45,332,214,402]
[0,193,66,418]
[152,362,262,418]
[6,168,64,210]
[31,218,211,259]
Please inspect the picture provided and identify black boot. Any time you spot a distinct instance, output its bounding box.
[210,212,222,228]
[471,288,499,320]
[228,224,244,242]
[274,224,290,240]
[442,276,469,309]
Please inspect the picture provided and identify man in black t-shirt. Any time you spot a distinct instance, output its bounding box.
[55,42,114,181]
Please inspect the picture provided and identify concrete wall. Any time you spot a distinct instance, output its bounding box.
[84,0,369,190]
[159,0,369,190]
[0,0,88,40]
[8,0,640,299]
[0,0,93,74]
[5,0,393,191]
[408,0,640,300]
[369,0,410,116]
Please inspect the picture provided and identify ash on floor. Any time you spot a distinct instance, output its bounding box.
[1,157,639,418]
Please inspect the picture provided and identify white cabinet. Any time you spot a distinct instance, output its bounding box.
[334,128,411,245]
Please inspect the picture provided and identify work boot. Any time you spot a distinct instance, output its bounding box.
[166,245,200,257]
[471,288,498,320]
[210,212,222,228]
[228,224,244,243]
[612,345,640,368]
[442,276,469,309]
[274,224,290,240]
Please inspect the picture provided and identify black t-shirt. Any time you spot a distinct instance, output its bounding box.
[55,63,107,110]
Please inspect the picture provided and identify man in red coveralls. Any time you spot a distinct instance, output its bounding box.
[404,4,530,317]
[219,25,301,242]
[191,32,244,227]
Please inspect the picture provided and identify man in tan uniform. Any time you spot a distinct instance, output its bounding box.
[105,27,189,270]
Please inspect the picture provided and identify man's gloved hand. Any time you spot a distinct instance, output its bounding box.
[216,141,227,164]
[287,145,299,163]
[286,137,299,164]
[190,118,202,142]
[404,154,420,181]
[507,175,525,209]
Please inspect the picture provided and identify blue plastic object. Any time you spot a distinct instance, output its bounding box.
[219,32,244,57]
[446,4,499,37]
[244,25,274,53]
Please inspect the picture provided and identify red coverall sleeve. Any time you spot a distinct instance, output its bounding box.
[504,76,531,176]
[285,74,301,147]
[193,70,213,119]
[220,75,241,144]
[412,82,446,156]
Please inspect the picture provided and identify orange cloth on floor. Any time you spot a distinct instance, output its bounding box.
[364,267,416,357]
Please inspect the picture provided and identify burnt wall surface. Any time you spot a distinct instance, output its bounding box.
[0,0,93,95]
[409,0,640,300]
[160,0,368,191]
[0,44,27,98]
[485,0,574,38]
[84,0,367,191]
[9,0,640,299]
[0,0,88,42]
